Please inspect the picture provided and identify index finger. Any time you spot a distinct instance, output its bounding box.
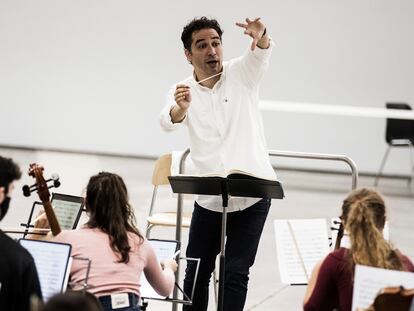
[235,22,247,29]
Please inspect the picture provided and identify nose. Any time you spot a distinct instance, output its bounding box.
[207,44,216,56]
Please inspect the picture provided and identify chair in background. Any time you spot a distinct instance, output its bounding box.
[374,102,414,186]
[371,286,414,311]
[145,153,191,238]
[145,153,218,307]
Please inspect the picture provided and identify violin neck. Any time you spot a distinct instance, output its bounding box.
[43,202,61,236]
[335,225,344,249]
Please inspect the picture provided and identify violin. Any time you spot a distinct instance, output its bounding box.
[334,219,344,250]
[372,286,414,311]
[24,163,61,236]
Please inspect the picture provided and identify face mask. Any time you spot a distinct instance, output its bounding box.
[0,196,10,221]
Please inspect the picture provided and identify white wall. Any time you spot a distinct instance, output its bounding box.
[1,0,413,174]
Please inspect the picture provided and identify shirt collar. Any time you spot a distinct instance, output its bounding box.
[190,63,227,90]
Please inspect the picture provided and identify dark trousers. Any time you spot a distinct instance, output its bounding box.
[98,293,141,311]
[183,198,271,311]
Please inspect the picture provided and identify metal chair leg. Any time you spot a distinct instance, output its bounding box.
[145,224,154,238]
[375,145,392,187]
[409,142,414,186]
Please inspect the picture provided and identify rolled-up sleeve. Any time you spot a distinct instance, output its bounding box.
[236,38,275,90]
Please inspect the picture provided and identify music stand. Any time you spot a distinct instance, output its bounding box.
[168,174,284,311]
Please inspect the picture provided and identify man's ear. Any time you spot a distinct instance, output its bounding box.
[184,49,192,64]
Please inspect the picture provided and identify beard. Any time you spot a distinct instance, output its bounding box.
[0,196,11,221]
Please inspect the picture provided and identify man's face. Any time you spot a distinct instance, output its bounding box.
[185,28,223,80]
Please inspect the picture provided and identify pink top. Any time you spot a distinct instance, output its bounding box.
[53,228,174,297]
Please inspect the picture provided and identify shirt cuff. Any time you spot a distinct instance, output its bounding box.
[252,36,275,60]
[159,104,186,131]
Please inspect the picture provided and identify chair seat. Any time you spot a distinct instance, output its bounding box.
[147,212,192,227]
[390,139,413,146]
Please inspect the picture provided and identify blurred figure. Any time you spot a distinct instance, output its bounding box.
[0,155,42,310]
[303,188,414,311]
[33,290,103,311]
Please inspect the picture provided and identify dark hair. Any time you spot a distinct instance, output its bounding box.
[40,291,102,311]
[341,188,403,270]
[181,16,223,51]
[0,156,21,189]
[85,172,143,263]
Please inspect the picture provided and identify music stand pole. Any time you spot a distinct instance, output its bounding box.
[217,181,229,311]
[168,175,284,311]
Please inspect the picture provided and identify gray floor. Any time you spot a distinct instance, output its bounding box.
[1,147,413,311]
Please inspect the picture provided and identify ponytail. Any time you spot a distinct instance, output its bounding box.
[343,188,403,270]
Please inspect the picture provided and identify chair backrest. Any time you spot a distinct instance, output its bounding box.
[385,102,414,143]
[373,286,414,311]
[152,154,172,186]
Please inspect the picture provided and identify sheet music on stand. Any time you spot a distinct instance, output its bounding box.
[352,265,414,311]
[19,193,84,237]
[273,218,330,285]
[141,239,200,305]
[51,193,84,230]
[19,239,72,301]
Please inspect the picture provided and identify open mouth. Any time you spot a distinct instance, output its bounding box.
[206,60,219,66]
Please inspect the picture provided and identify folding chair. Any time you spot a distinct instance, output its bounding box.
[145,153,191,238]
[375,102,414,186]
[146,152,218,310]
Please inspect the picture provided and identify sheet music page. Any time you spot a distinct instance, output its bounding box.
[141,240,178,299]
[274,218,330,284]
[19,239,71,301]
[62,257,73,293]
[352,265,414,311]
[330,218,390,250]
[52,199,82,230]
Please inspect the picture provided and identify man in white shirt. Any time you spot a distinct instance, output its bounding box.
[160,16,276,311]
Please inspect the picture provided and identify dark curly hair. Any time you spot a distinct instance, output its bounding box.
[181,16,223,51]
[0,156,21,191]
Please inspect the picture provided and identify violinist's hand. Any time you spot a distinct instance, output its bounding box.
[33,209,50,229]
[161,259,178,273]
[26,209,52,241]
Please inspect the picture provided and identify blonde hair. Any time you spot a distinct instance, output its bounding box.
[341,188,402,270]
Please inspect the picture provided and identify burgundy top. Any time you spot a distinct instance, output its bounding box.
[304,247,414,311]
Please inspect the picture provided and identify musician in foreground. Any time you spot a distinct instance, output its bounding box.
[0,156,42,310]
[160,16,276,311]
[303,188,414,311]
[34,172,177,311]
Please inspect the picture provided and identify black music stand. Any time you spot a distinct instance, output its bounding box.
[168,174,284,311]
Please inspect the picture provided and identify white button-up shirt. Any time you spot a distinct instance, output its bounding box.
[160,40,277,212]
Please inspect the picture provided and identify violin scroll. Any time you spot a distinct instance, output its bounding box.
[23,163,62,236]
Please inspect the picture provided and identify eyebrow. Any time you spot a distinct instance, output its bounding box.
[194,36,221,46]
